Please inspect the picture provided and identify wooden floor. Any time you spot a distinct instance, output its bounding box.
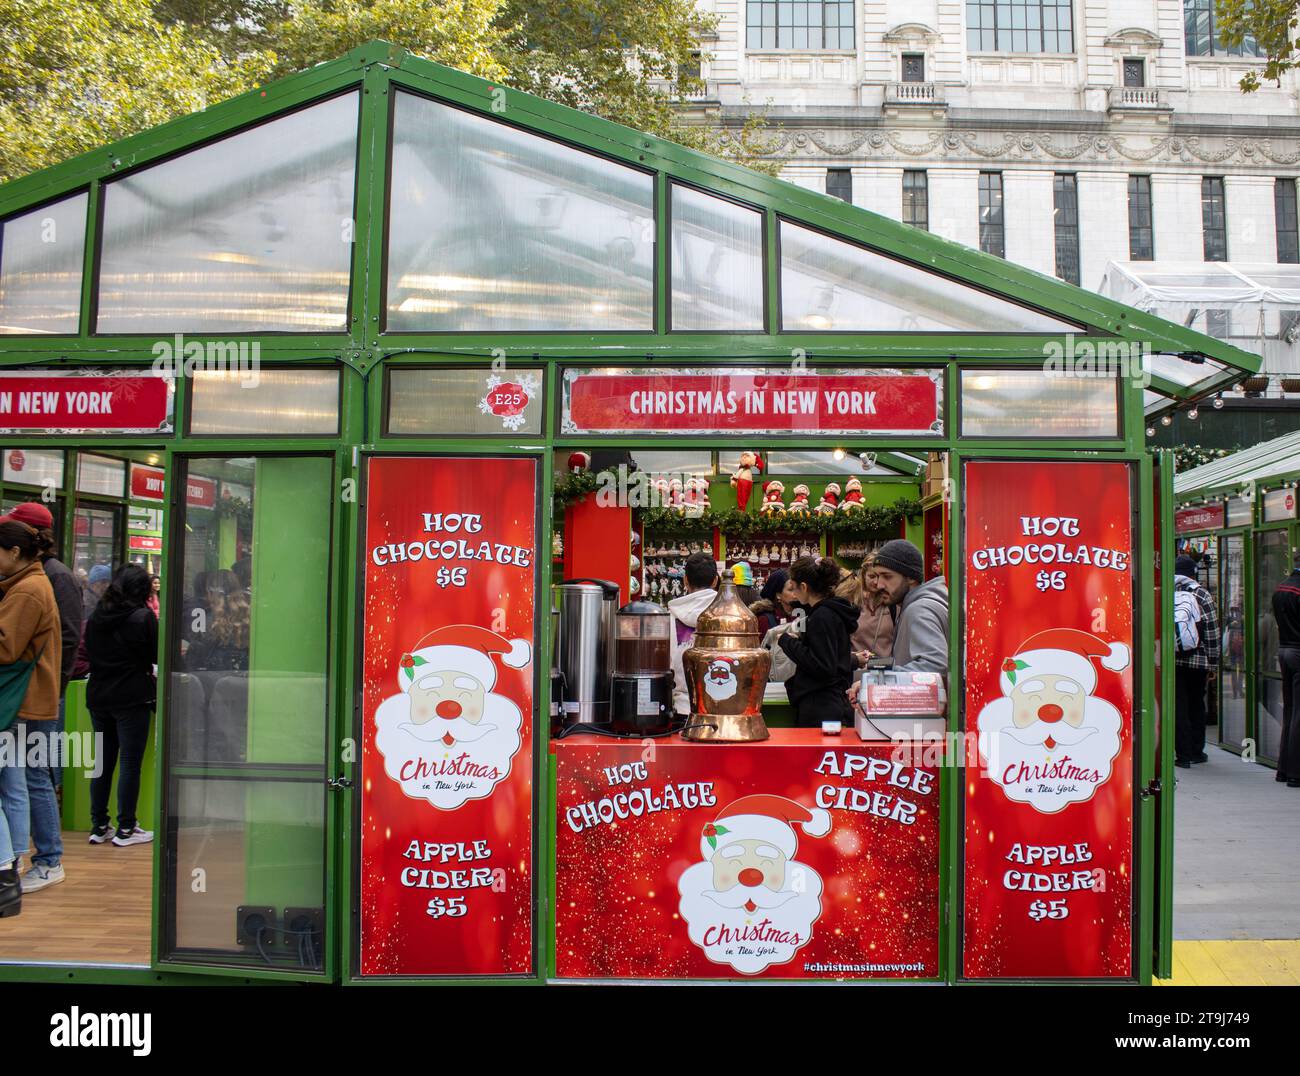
[1158,941,1300,986]
[0,833,153,966]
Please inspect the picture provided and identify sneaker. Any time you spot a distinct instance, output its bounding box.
[88,825,113,845]
[112,826,153,847]
[20,863,64,893]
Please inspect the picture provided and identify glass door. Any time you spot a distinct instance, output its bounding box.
[72,502,124,577]
[1219,533,1247,751]
[1255,527,1290,764]
[158,455,336,976]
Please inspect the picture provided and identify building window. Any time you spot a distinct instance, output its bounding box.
[967,0,1074,53]
[902,170,929,230]
[826,168,853,203]
[979,172,1005,258]
[746,0,855,49]
[1185,0,1262,57]
[1202,176,1228,261]
[1122,58,1145,86]
[902,53,926,81]
[1276,179,1299,264]
[1128,175,1154,260]
[1053,174,1080,285]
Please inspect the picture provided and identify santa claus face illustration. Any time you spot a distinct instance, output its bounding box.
[677,796,829,975]
[373,626,530,810]
[977,630,1129,814]
[704,659,739,701]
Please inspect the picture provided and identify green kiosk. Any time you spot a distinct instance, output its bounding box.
[0,42,1260,985]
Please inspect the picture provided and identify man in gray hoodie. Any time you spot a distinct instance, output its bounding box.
[871,539,949,675]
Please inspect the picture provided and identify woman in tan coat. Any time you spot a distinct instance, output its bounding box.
[0,519,61,918]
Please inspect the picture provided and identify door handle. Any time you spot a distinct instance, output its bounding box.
[326,775,353,791]
[1139,778,1162,800]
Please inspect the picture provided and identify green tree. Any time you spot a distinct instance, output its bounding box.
[1217,0,1300,90]
[0,0,271,182]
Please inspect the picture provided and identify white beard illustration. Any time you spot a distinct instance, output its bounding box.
[677,859,823,975]
[977,695,1123,814]
[374,691,523,810]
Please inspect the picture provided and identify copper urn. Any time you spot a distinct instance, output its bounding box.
[681,581,771,742]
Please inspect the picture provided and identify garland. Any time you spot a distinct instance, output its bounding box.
[554,471,921,537]
[1172,444,1238,473]
[642,501,922,538]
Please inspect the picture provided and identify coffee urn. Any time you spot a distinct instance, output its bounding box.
[553,578,619,728]
[681,581,771,742]
[611,601,676,736]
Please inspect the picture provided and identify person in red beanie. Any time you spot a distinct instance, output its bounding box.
[0,502,81,893]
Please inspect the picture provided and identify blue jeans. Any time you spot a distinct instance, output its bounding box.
[24,725,62,867]
[0,723,31,867]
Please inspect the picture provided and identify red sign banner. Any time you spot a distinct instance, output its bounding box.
[185,476,216,509]
[0,373,172,432]
[563,368,940,435]
[1175,503,1224,534]
[962,460,1134,979]
[130,464,166,502]
[359,456,537,977]
[128,535,162,552]
[555,734,940,979]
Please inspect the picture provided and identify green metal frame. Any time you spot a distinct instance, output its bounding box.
[0,39,1248,986]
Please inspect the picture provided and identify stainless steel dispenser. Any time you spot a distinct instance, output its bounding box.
[553,578,619,727]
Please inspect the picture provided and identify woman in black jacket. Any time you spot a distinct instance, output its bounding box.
[777,557,860,728]
[84,565,158,847]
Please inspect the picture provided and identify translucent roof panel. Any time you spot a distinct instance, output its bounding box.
[670,185,764,331]
[1176,429,1300,496]
[779,221,1082,333]
[0,192,87,335]
[387,91,654,332]
[96,93,359,334]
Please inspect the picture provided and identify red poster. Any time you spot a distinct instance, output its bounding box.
[359,456,537,977]
[185,476,216,509]
[555,734,940,979]
[962,461,1134,979]
[130,464,166,502]
[0,373,171,432]
[563,369,939,435]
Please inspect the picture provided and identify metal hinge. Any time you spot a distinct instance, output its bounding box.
[1139,778,1162,800]
[326,775,354,792]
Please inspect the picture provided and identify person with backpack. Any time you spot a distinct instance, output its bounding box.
[0,520,61,918]
[1174,555,1220,769]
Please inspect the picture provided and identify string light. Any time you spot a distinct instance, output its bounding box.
[1213,394,1224,409]
[1161,413,1173,426]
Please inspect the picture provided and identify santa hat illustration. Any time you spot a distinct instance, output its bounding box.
[700,795,831,861]
[1000,628,1130,695]
[398,625,531,693]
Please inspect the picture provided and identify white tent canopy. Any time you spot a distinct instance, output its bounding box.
[1101,262,1300,376]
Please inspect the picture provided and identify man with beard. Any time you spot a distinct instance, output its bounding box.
[677,794,830,975]
[870,539,948,675]
[976,628,1129,812]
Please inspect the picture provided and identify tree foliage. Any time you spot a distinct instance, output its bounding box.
[0,0,776,182]
[1218,0,1300,91]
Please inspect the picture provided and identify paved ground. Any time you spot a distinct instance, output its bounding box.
[1173,745,1299,941]
[1159,940,1300,986]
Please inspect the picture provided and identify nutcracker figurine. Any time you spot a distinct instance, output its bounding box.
[730,450,763,512]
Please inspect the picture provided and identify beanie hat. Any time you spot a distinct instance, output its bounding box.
[0,501,53,530]
[1000,628,1130,696]
[731,562,754,587]
[875,538,924,583]
[700,795,831,861]
[759,568,788,603]
[398,624,531,693]
[88,564,112,584]
[1174,555,1197,578]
